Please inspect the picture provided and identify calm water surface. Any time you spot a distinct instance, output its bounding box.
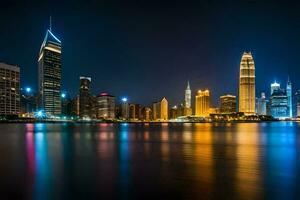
[0,122,299,199]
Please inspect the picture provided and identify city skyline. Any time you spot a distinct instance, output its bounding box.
[0,1,299,106]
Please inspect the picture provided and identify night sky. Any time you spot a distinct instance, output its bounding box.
[1,0,300,106]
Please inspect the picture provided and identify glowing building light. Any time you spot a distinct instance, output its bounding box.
[61,93,66,98]
[122,97,128,102]
[25,87,32,93]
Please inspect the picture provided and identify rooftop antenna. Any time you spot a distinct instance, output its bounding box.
[49,16,52,32]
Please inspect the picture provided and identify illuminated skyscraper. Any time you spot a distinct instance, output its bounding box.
[79,77,91,118]
[185,81,191,108]
[152,97,168,121]
[0,63,20,116]
[286,78,292,118]
[96,92,115,120]
[38,25,62,116]
[270,89,288,119]
[195,89,210,117]
[239,52,255,115]
[256,92,267,115]
[271,81,280,95]
[220,94,236,114]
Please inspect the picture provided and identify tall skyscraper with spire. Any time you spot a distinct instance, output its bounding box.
[38,19,62,116]
[239,52,255,115]
[287,77,292,117]
[185,81,191,108]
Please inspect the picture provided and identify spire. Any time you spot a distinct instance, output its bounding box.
[49,16,52,32]
[186,81,190,90]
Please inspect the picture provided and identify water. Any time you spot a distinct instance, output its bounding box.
[0,122,299,199]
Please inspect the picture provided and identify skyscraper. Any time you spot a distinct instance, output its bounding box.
[79,77,92,118]
[239,52,255,115]
[256,92,268,115]
[96,92,115,120]
[270,89,288,119]
[286,78,292,118]
[271,81,280,95]
[38,25,62,116]
[0,63,20,116]
[152,98,168,121]
[220,94,236,114]
[185,81,191,108]
[195,89,210,117]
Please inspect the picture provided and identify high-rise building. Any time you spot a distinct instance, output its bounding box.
[195,89,210,117]
[185,81,191,108]
[271,81,280,95]
[96,92,115,120]
[256,92,268,115]
[286,78,292,118]
[120,98,129,120]
[152,98,168,121]
[141,107,151,121]
[79,77,91,118]
[220,94,236,114]
[38,27,62,116]
[239,52,255,115]
[0,63,20,116]
[294,90,300,117]
[270,89,288,119]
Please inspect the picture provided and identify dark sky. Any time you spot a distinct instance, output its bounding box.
[1,0,300,106]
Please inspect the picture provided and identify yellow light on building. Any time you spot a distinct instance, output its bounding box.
[195,89,210,117]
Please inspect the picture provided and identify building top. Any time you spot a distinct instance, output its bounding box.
[0,62,20,72]
[80,76,92,82]
[220,94,236,98]
[39,29,61,54]
[97,92,115,97]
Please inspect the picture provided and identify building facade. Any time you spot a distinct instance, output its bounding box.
[195,89,210,117]
[239,52,255,115]
[256,92,267,115]
[185,81,191,108]
[96,92,115,120]
[286,79,292,118]
[79,77,92,118]
[220,94,236,114]
[0,63,20,116]
[38,29,62,116]
[152,98,168,121]
[270,89,288,119]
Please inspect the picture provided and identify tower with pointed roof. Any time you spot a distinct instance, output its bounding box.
[185,81,191,108]
[38,19,62,116]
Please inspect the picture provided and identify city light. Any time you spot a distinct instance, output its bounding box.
[121,97,128,102]
[61,93,66,98]
[25,87,31,93]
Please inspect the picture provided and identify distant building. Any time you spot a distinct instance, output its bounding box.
[256,92,268,115]
[0,63,20,116]
[38,28,62,116]
[141,107,151,121]
[239,52,255,115]
[271,81,280,95]
[129,103,141,120]
[61,93,72,116]
[220,94,236,114]
[185,81,191,108]
[294,90,300,117]
[152,97,168,121]
[286,78,292,118]
[120,98,129,120]
[270,89,288,119]
[79,77,92,118]
[20,88,37,116]
[195,90,210,117]
[96,92,115,120]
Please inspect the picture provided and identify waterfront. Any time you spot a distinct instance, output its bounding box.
[0,122,299,199]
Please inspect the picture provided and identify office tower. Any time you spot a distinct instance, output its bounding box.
[286,78,292,118]
[0,63,20,116]
[120,98,129,120]
[70,96,79,117]
[185,81,191,108]
[270,89,288,119]
[239,52,255,115]
[271,81,280,95]
[195,89,210,117]
[152,98,168,121]
[96,92,115,120]
[38,27,62,116]
[79,77,91,118]
[219,94,236,114]
[141,107,151,121]
[129,104,141,120]
[256,92,267,115]
[294,90,300,117]
[160,97,168,120]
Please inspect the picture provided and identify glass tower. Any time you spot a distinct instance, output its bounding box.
[38,29,62,116]
[286,78,292,118]
[239,52,255,115]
